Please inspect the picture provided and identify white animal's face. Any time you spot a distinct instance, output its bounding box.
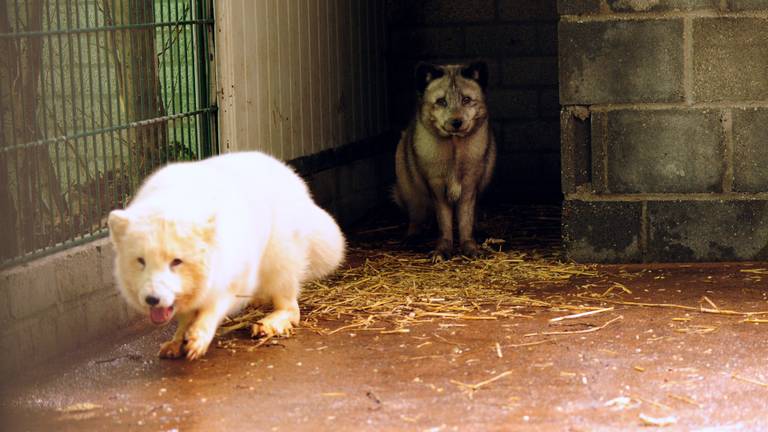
[417,63,489,138]
[108,210,214,325]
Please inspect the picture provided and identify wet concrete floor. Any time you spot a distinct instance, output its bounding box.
[3,206,768,431]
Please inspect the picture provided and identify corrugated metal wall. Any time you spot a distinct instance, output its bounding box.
[215,0,389,159]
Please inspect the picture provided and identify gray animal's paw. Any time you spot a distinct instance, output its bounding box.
[460,240,484,259]
[430,240,453,263]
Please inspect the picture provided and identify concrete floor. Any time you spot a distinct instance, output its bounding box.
[3,206,768,431]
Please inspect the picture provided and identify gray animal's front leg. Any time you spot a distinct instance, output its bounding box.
[432,197,453,262]
[457,190,481,258]
[404,199,429,244]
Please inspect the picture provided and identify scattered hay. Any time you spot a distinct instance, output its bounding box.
[221,246,600,335]
[451,370,514,398]
[731,373,768,388]
[667,393,702,408]
[299,247,598,332]
[638,413,677,427]
[58,403,101,413]
[549,306,614,323]
[578,296,768,317]
[525,315,623,337]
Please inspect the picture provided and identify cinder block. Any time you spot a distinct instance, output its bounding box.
[560,107,592,194]
[307,168,341,205]
[500,120,561,153]
[3,266,57,320]
[559,20,685,104]
[337,164,357,198]
[465,24,539,56]
[562,0,719,14]
[733,108,768,193]
[98,241,116,289]
[563,200,643,263]
[390,27,465,58]
[502,57,558,87]
[55,301,90,352]
[336,188,382,226]
[487,89,539,119]
[599,109,724,193]
[387,0,495,24]
[35,312,65,359]
[56,248,103,303]
[0,282,10,324]
[693,18,768,102]
[558,0,602,14]
[606,0,719,12]
[372,153,396,185]
[647,200,768,262]
[489,152,562,202]
[539,88,560,119]
[500,0,558,20]
[349,158,380,193]
[390,58,500,98]
[538,23,558,55]
[0,328,21,376]
[728,0,768,11]
[8,318,55,372]
[83,291,130,341]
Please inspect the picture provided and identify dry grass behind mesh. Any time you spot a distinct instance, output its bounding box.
[220,242,601,335]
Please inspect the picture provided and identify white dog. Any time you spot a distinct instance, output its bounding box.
[108,152,345,360]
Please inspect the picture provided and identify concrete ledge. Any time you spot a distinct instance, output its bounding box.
[0,238,139,379]
[564,198,768,262]
[563,200,643,263]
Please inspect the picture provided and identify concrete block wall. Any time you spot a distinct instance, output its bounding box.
[0,239,137,379]
[560,1,768,262]
[387,0,561,203]
[290,133,398,227]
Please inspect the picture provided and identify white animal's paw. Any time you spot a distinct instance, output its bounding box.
[252,317,295,339]
[158,339,185,359]
[184,327,214,360]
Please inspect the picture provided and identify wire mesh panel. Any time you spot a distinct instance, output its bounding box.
[0,0,217,266]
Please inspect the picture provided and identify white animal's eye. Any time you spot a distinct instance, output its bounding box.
[137,257,145,267]
[435,97,447,107]
[462,96,472,105]
[170,258,183,269]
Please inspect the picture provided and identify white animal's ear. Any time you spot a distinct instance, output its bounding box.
[108,210,131,243]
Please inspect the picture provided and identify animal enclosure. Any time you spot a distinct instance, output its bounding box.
[3,0,768,431]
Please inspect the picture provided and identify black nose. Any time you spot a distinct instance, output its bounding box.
[145,295,160,306]
[451,119,463,130]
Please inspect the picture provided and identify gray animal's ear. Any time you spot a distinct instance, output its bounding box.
[415,62,444,94]
[461,61,489,89]
[108,210,131,243]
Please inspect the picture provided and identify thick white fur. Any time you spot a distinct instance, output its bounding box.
[108,152,345,360]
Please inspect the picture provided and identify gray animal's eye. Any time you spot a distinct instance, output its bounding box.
[462,96,472,105]
[435,97,447,107]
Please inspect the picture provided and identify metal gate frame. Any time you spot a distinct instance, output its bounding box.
[0,0,218,268]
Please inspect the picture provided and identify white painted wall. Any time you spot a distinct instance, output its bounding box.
[215,0,389,158]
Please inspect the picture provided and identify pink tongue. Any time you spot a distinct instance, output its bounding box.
[150,306,173,325]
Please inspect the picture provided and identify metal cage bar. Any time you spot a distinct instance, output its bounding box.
[0,0,218,267]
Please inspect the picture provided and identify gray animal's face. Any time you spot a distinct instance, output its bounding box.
[416,62,489,138]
